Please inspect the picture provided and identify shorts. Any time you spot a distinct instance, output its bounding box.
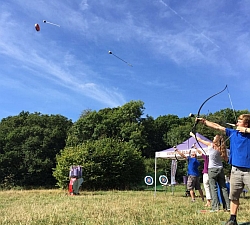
[187,175,201,191]
[229,166,250,200]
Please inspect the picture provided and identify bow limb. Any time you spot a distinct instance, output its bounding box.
[175,153,178,161]
[173,146,179,161]
[192,85,228,155]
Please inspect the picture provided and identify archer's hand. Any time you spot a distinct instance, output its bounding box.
[191,143,196,149]
[196,117,203,122]
[236,126,247,133]
[196,117,206,124]
[190,132,195,137]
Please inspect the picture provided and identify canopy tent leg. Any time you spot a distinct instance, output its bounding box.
[154,157,157,197]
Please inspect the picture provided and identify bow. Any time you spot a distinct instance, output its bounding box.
[191,85,228,155]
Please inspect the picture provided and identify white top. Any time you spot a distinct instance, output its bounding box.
[207,145,223,169]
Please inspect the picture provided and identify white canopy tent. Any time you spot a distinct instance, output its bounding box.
[154,133,212,195]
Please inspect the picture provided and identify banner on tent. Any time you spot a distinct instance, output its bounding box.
[155,149,204,159]
[155,133,212,159]
[171,159,177,185]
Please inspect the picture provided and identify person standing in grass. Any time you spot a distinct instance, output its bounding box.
[189,140,211,207]
[190,132,230,212]
[174,147,205,202]
[196,114,250,225]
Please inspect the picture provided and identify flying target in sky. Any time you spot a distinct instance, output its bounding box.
[34,20,60,32]
[35,23,40,31]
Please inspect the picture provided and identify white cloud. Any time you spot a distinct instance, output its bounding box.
[80,0,89,11]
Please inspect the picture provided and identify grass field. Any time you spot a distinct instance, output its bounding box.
[0,186,249,225]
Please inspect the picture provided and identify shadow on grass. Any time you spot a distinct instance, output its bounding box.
[241,196,250,199]
[221,222,250,225]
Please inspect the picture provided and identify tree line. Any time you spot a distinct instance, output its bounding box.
[0,101,248,190]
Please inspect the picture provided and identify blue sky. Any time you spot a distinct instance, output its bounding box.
[1,0,249,122]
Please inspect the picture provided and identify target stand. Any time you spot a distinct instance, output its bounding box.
[144,176,154,189]
[159,175,168,192]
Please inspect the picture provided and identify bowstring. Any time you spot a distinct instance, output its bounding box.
[226,86,237,123]
[223,86,237,144]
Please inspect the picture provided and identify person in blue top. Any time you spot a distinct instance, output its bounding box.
[196,114,250,225]
[174,147,205,202]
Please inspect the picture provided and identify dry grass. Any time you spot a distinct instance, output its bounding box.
[0,188,249,225]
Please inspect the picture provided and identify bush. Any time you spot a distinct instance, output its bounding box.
[53,138,146,190]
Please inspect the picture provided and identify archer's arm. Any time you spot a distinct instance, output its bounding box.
[174,147,187,159]
[195,147,202,155]
[196,118,226,133]
[190,132,212,147]
[191,143,202,155]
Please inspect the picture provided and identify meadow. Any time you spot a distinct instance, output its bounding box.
[0,186,249,225]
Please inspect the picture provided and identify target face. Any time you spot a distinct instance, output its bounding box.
[159,175,168,185]
[144,176,154,185]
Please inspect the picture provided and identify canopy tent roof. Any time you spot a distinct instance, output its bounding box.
[155,133,212,160]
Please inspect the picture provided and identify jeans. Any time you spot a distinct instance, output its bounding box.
[208,167,230,210]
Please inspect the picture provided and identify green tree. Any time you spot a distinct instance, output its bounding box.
[66,100,147,150]
[164,119,193,147]
[139,115,181,157]
[0,111,72,187]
